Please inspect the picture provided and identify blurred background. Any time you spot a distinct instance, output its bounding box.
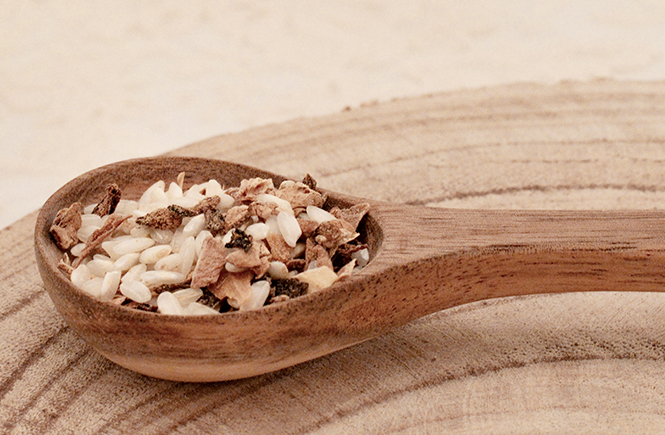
[2,1,665,229]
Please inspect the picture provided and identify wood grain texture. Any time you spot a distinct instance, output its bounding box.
[4,79,665,433]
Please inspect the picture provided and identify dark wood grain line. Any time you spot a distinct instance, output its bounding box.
[0,289,47,322]
[404,183,665,206]
[1,348,94,434]
[291,352,665,435]
[0,323,67,399]
[26,360,113,435]
[93,373,283,435]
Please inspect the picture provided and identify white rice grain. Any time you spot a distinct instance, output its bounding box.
[305,205,336,224]
[113,253,141,272]
[77,225,99,243]
[138,180,166,207]
[172,288,203,306]
[238,280,271,311]
[80,214,103,228]
[100,270,121,302]
[183,214,206,238]
[139,245,172,264]
[184,302,220,315]
[184,184,206,201]
[166,181,183,201]
[268,261,289,279]
[140,270,186,287]
[150,228,173,245]
[114,199,139,216]
[121,263,147,283]
[120,280,151,303]
[245,222,270,240]
[154,253,182,271]
[170,196,200,208]
[70,243,86,257]
[113,237,155,255]
[179,236,197,276]
[203,180,224,198]
[86,258,115,278]
[71,264,92,289]
[157,291,183,315]
[130,226,151,239]
[277,211,301,247]
[351,248,370,267]
[81,277,104,298]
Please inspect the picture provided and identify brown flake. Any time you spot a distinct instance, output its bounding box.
[123,300,159,312]
[297,218,319,238]
[305,238,333,270]
[167,196,220,219]
[302,174,317,190]
[136,208,183,230]
[271,278,309,299]
[225,228,253,252]
[92,183,122,217]
[204,208,225,235]
[224,205,250,231]
[329,203,370,231]
[285,259,306,273]
[314,219,359,250]
[208,269,253,305]
[265,232,292,263]
[73,214,128,267]
[253,255,271,278]
[226,242,263,269]
[333,242,369,268]
[50,202,83,250]
[231,177,275,203]
[191,236,229,288]
[247,201,278,220]
[190,196,221,215]
[252,242,271,277]
[167,204,197,218]
[276,181,325,209]
[111,295,127,305]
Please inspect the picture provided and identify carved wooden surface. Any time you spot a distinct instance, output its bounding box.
[4,80,665,433]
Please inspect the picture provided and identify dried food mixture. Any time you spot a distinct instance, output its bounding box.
[50,173,370,315]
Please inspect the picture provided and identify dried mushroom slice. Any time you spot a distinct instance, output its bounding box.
[50,202,83,250]
[276,180,325,209]
[191,237,228,289]
[208,270,254,306]
[314,219,359,250]
[224,205,251,231]
[329,203,370,231]
[92,183,122,217]
[271,278,309,299]
[136,208,183,230]
[232,178,275,203]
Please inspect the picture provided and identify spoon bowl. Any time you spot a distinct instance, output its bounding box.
[35,156,665,382]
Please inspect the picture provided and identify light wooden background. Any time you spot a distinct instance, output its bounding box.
[3,80,665,433]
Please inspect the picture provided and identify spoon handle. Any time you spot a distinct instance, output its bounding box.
[365,204,665,314]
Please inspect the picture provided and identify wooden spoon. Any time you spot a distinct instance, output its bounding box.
[34,156,665,382]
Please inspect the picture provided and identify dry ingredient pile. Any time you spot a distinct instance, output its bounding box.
[50,173,370,315]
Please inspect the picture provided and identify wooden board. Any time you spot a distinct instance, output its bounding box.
[3,79,665,434]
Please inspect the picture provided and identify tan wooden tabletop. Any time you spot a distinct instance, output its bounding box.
[3,80,665,434]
